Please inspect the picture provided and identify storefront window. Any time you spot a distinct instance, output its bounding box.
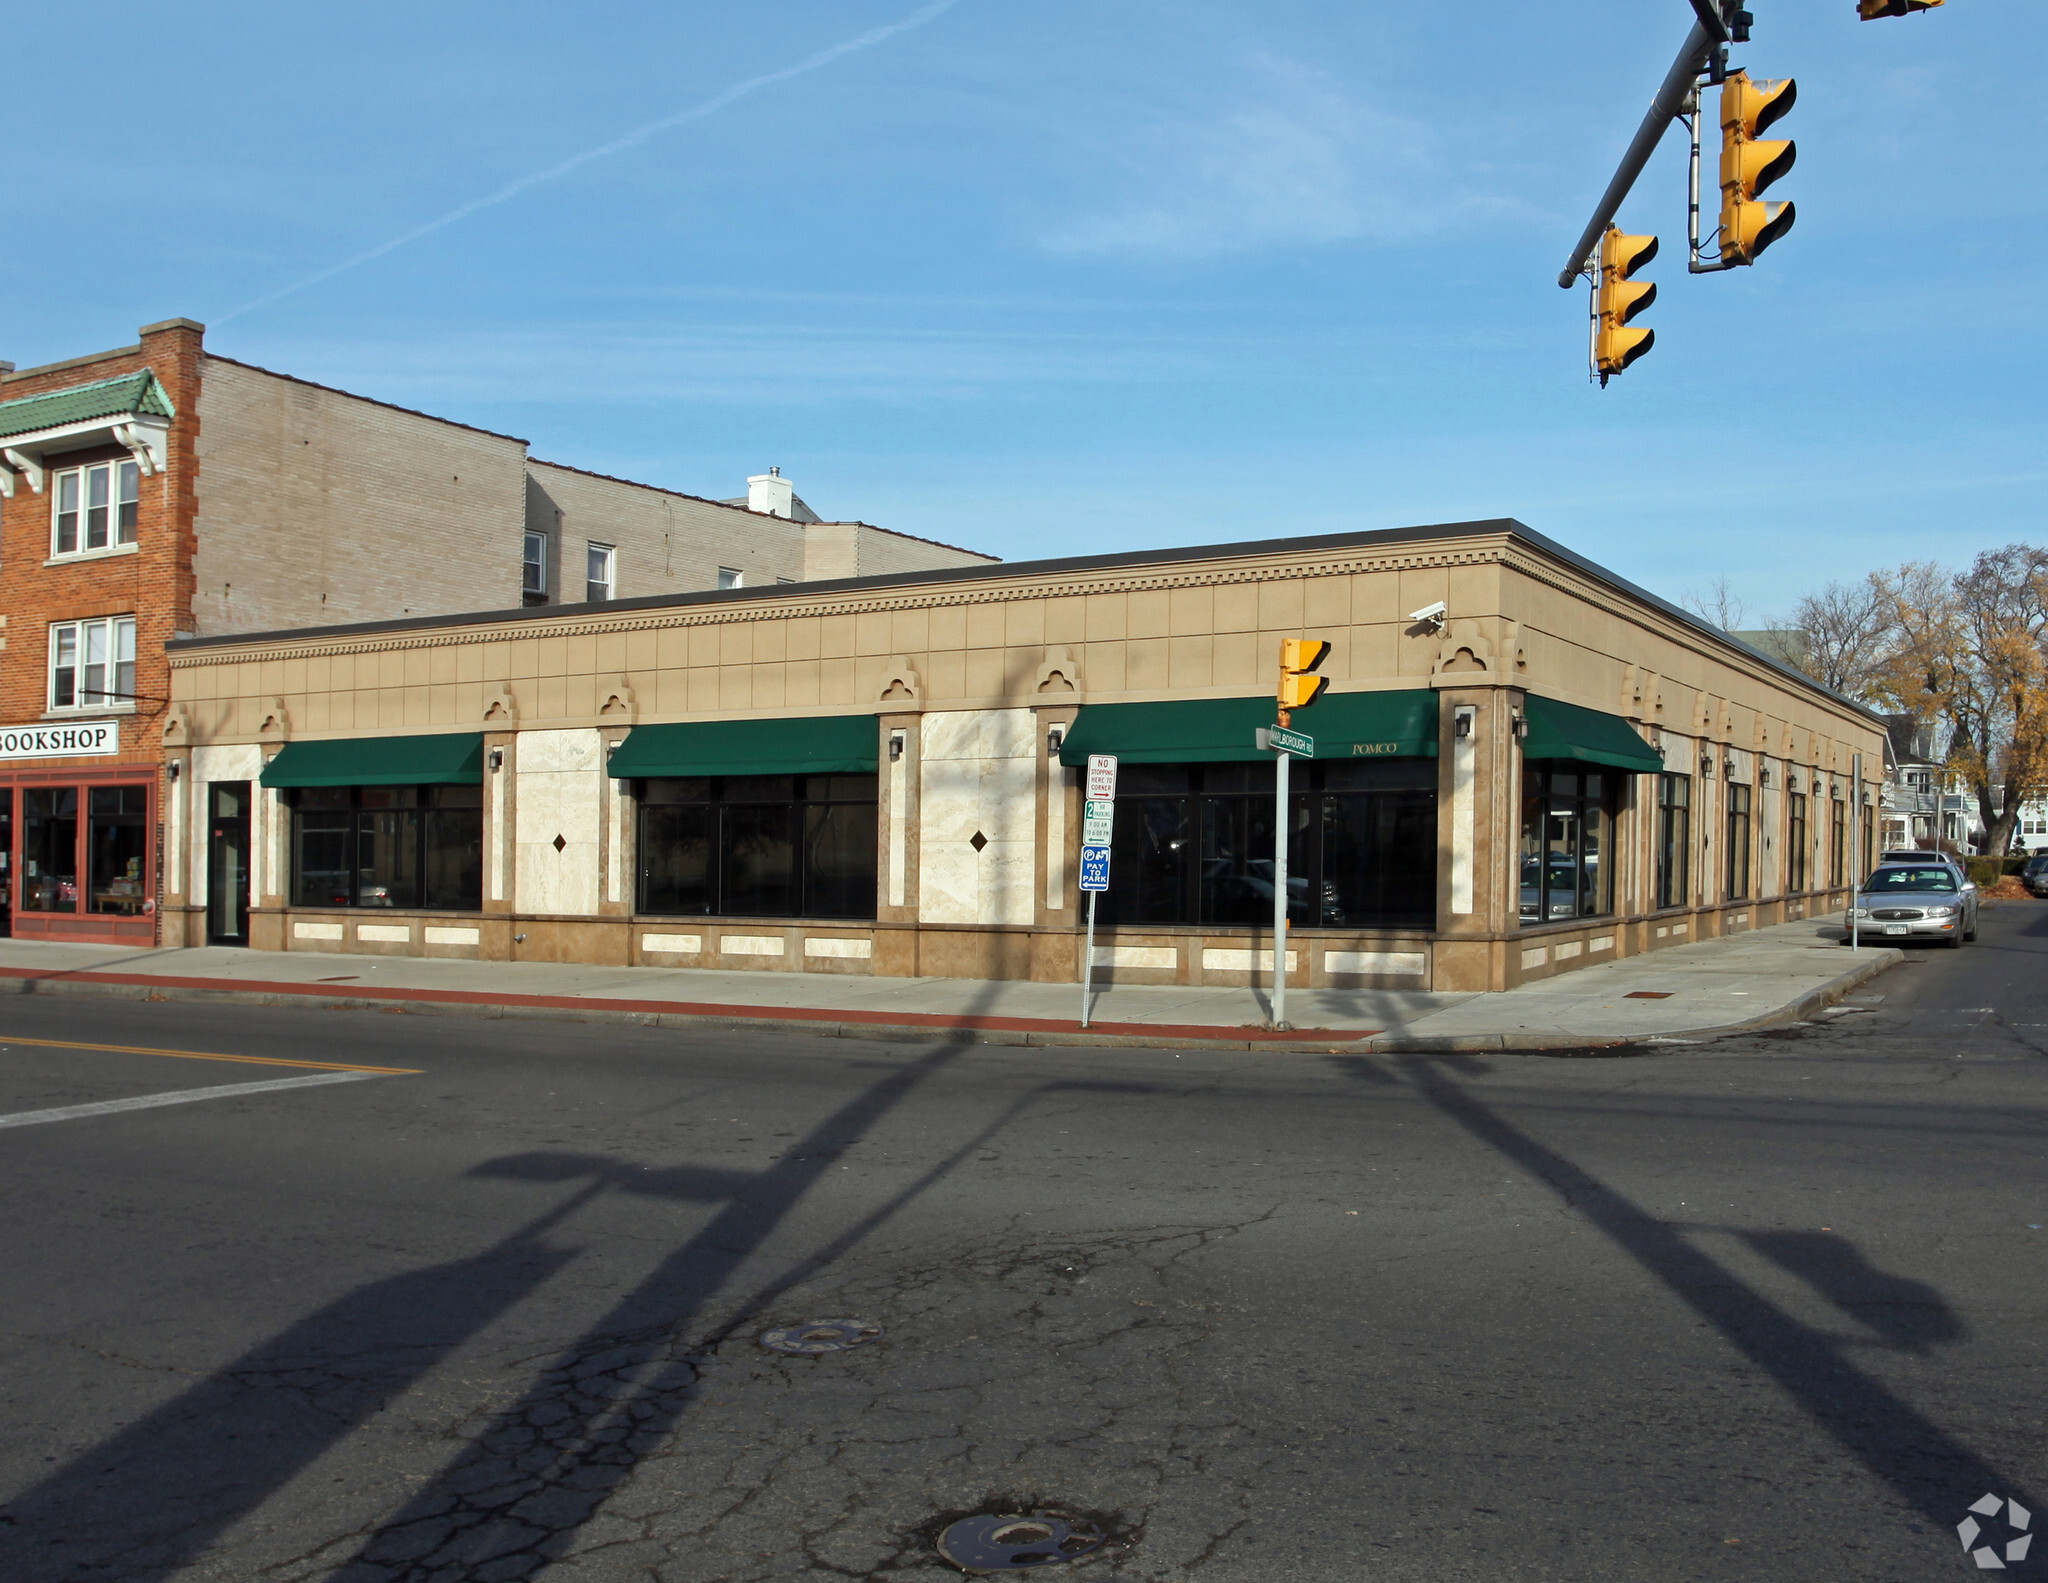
[22,788,79,912]
[1520,766,1617,925]
[1725,783,1753,901]
[289,786,482,910]
[638,774,877,919]
[1098,759,1436,930]
[88,786,149,914]
[1656,773,1689,910]
[1787,790,1808,892]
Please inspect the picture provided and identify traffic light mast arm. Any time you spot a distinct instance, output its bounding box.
[1683,92,1739,273]
[1556,14,1718,289]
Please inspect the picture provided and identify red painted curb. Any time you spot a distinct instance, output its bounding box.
[0,965,1379,1044]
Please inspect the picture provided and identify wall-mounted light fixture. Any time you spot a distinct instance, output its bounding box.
[1453,711,1473,739]
[889,729,906,762]
[1700,753,1715,777]
[488,748,504,772]
[1046,723,1065,756]
[1512,713,1528,740]
[167,760,182,782]
[1758,766,1772,787]
[1724,758,1738,779]
[1812,776,1823,794]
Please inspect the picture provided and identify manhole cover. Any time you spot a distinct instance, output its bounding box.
[937,1512,1107,1572]
[758,1318,883,1355]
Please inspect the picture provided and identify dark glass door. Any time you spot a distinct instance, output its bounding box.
[208,782,250,944]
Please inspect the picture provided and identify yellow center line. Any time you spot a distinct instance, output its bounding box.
[0,1035,420,1076]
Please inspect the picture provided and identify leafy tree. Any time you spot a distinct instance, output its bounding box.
[1874,546,2048,857]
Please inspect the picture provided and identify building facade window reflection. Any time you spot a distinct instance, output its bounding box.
[1725,783,1753,901]
[1520,765,1618,926]
[1656,773,1690,910]
[1096,759,1436,930]
[289,786,483,909]
[637,774,878,919]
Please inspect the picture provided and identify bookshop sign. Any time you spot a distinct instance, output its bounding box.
[0,722,120,761]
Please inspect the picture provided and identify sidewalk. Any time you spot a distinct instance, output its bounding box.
[0,919,1899,1053]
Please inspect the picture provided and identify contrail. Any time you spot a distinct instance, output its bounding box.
[217,0,963,324]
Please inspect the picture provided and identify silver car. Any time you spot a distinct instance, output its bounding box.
[1850,863,1978,947]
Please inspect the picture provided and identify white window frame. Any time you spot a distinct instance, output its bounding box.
[586,542,615,603]
[50,460,141,560]
[717,567,743,590]
[48,615,137,712]
[523,531,548,598]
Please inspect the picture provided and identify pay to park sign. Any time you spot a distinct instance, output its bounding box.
[1077,753,1117,1025]
[1079,754,1116,893]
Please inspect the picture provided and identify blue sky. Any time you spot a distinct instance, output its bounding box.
[7,0,2041,620]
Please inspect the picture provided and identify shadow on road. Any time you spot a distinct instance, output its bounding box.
[1740,1230,1964,1354]
[1,1006,1034,1581]
[1330,1053,2032,1530]
[0,1184,597,1581]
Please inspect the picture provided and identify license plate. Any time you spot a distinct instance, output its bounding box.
[1884,924,1908,936]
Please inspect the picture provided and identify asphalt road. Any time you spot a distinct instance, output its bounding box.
[0,904,2043,1583]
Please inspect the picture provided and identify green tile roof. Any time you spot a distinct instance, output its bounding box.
[0,370,175,441]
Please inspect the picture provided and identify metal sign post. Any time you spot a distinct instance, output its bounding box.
[1273,746,1290,1031]
[1255,725,1312,1031]
[1078,754,1117,1027]
[1850,752,1862,951]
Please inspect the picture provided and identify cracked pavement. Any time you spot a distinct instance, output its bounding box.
[1,902,2044,1581]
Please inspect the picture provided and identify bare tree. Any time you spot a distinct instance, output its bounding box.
[1874,546,2048,857]
[1786,575,1895,700]
[1680,576,1748,632]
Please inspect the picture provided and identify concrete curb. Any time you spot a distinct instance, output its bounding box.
[1359,946,1904,1053]
[0,970,1382,1054]
[0,945,1904,1057]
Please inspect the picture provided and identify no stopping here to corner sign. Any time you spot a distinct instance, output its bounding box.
[1086,754,1117,799]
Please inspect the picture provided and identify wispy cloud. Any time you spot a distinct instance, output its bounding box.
[216,0,965,324]
[1039,55,1525,259]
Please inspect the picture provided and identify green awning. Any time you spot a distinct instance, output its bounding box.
[608,714,880,779]
[0,370,175,439]
[1522,695,1662,774]
[1058,690,1439,766]
[260,732,485,788]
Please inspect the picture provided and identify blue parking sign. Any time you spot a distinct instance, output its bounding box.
[1079,844,1112,892]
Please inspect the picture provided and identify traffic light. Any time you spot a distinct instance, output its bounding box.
[1719,71,1796,265]
[1857,0,1942,16]
[1277,637,1329,720]
[1594,227,1657,384]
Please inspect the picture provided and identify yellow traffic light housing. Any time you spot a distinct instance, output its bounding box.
[1277,637,1330,720]
[1719,71,1796,265]
[1857,0,1942,16]
[1593,227,1657,385]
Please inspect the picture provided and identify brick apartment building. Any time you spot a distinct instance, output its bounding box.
[0,318,993,946]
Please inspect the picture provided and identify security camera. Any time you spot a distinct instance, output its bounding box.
[1408,600,1448,626]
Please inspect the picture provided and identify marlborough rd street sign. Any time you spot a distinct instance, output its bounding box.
[1256,725,1315,758]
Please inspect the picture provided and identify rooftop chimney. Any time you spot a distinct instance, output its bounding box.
[747,466,795,519]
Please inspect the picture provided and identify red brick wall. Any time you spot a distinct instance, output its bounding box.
[0,319,202,768]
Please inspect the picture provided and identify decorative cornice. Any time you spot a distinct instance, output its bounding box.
[168,542,1515,669]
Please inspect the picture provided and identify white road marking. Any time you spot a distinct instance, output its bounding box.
[0,1070,386,1131]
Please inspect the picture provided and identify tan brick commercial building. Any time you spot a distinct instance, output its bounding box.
[0,319,993,944]
[162,519,1885,990]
